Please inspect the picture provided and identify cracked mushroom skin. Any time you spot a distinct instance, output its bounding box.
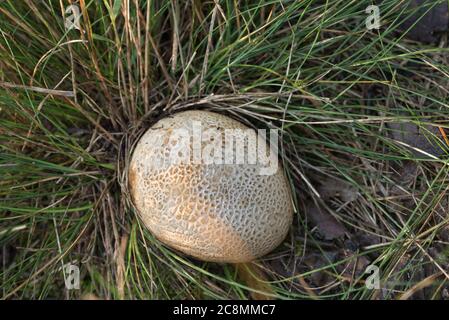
[129,110,294,263]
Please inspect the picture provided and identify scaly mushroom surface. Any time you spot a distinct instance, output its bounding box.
[129,110,293,263]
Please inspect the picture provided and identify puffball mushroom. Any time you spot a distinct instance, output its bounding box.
[129,110,293,263]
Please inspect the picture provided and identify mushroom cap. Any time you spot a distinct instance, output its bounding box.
[129,110,293,263]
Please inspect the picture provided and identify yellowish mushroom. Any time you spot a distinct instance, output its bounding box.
[129,110,293,263]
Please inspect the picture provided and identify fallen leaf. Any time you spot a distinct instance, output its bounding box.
[316,177,358,202]
[235,263,274,300]
[352,232,382,249]
[337,249,371,279]
[307,202,347,240]
[115,234,128,300]
[398,0,449,43]
[390,161,419,196]
[81,293,101,300]
[399,272,442,300]
[388,122,447,157]
[302,252,338,287]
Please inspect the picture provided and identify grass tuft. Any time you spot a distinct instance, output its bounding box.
[1,0,448,299]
